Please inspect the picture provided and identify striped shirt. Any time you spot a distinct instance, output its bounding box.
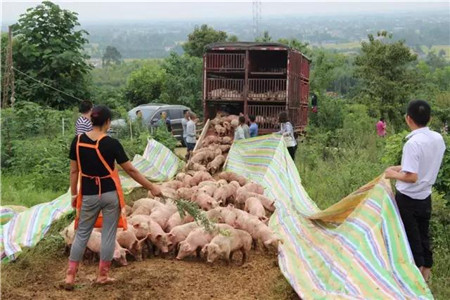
[75,116,93,135]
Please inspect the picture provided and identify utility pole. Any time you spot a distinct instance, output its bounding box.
[252,0,262,40]
[2,26,15,108]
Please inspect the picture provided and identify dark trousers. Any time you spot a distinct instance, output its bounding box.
[395,192,432,268]
[287,145,297,161]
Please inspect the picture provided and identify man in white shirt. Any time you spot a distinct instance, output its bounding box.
[181,110,190,147]
[385,100,446,282]
[232,117,245,141]
[185,112,197,160]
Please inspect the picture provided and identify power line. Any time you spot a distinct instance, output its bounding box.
[13,67,85,102]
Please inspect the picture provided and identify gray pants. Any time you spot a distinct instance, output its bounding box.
[69,191,120,262]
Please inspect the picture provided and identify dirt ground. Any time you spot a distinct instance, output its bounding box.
[1,248,297,300]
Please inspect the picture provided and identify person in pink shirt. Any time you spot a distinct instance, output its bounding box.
[376,117,387,137]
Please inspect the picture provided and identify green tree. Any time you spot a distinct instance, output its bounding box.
[102,46,122,67]
[12,1,92,109]
[277,38,311,56]
[124,61,166,106]
[355,31,418,128]
[160,53,203,112]
[183,24,228,57]
[255,31,272,42]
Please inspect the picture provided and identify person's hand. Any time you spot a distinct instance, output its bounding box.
[149,184,162,197]
[71,195,78,209]
[384,168,398,180]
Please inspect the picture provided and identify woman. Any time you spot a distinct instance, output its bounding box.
[64,106,161,289]
[277,111,297,160]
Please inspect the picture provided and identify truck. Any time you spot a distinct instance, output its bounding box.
[202,42,311,134]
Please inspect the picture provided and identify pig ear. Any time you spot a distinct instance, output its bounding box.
[168,233,174,238]
[156,234,162,240]
[133,223,140,229]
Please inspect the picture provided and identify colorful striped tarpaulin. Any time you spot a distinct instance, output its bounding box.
[224,135,433,299]
[0,139,180,262]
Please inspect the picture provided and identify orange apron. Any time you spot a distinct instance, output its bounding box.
[74,134,127,231]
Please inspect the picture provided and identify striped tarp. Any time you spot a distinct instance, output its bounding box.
[224,135,433,299]
[0,139,180,262]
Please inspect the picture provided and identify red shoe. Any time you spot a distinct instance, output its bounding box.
[62,260,79,291]
[96,260,116,284]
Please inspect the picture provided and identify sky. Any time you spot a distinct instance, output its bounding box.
[2,1,449,25]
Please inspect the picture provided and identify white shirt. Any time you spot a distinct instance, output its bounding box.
[186,120,196,144]
[181,118,188,138]
[396,127,446,199]
[234,126,245,140]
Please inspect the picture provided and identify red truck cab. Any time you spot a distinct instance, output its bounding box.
[202,42,310,134]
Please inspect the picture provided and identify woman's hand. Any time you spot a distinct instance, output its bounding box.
[71,195,78,208]
[149,184,162,197]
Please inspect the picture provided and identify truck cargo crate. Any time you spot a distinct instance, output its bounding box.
[206,78,244,101]
[248,105,285,133]
[205,53,245,71]
[248,79,286,102]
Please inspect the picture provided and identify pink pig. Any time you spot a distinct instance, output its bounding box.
[149,204,178,229]
[203,228,252,265]
[166,211,194,232]
[86,231,129,266]
[244,197,268,223]
[243,182,264,194]
[148,219,172,255]
[193,192,220,210]
[116,229,147,261]
[132,198,164,214]
[167,222,200,252]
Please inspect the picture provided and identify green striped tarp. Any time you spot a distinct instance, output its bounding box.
[1,139,180,262]
[224,135,433,300]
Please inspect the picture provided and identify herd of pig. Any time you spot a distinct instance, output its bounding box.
[61,170,279,267]
[186,114,239,174]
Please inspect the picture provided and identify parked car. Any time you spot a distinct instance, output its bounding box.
[110,103,191,143]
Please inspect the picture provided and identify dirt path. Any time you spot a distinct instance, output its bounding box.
[2,249,296,300]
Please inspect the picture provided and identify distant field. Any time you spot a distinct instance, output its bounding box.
[320,41,361,50]
[422,45,450,59]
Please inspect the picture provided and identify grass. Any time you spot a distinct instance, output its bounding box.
[1,174,64,208]
[296,135,450,300]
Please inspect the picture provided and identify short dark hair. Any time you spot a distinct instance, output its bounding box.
[239,116,245,124]
[91,105,112,127]
[380,117,385,122]
[279,111,288,123]
[407,100,431,127]
[249,115,256,122]
[79,100,93,113]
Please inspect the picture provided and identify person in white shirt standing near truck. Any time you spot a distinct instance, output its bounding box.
[385,100,446,282]
[185,112,197,160]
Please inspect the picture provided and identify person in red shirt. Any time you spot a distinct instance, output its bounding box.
[376,117,387,137]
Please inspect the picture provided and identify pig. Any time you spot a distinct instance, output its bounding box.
[60,221,75,253]
[176,172,187,182]
[149,219,172,255]
[86,231,129,266]
[124,205,133,216]
[236,189,275,212]
[243,182,265,194]
[167,222,200,252]
[160,187,178,200]
[197,180,218,188]
[233,210,280,249]
[244,197,268,223]
[130,205,152,216]
[206,207,224,223]
[177,186,198,201]
[128,215,152,240]
[116,229,147,261]
[162,180,184,190]
[207,155,226,175]
[193,192,220,210]
[166,211,194,232]
[189,171,213,187]
[217,179,229,187]
[202,135,219,146]
[218,144,231,153]
[215,124,226,136]
[198,184,217,197]
[149,203,178,229]
[183,174,193,187]
[203,229,252,265]
[213,184,236,205]
[176,224,233,260]
[218,172,247,186]
[221,136,233,145]
[132,198,164,213]
[190,163,207,172]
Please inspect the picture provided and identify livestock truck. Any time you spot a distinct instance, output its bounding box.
[202,42,311,134]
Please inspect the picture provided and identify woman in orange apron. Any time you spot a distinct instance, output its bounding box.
[64,105,161,290]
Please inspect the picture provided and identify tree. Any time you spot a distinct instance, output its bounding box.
[124,61,166,106]
[255,31,272,42]
[102,46,122,67]
[354,31,418,128]
[160,53,203,113]
[277,38,311,56]
[183,25,228,57]
[12,1,92,109]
